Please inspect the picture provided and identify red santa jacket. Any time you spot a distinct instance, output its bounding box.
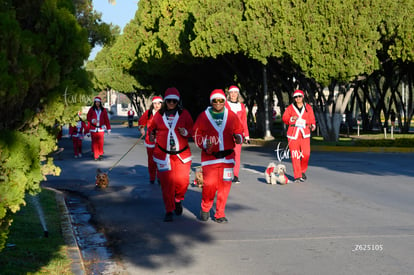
[148,109,193,165]
[87,107,111,133]
[69,121,88,139]
[282,103,316,140]
[193,107,244,167]
[226,101,249,139]
[138,109,156,148]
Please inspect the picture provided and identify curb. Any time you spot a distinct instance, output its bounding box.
[249,139,414,153]
[45,187,86,275]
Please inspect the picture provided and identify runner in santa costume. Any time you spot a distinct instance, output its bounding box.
[138,96,163,184]
[193,89,244,223]
[282,89,316,182]
[87,96,111,161]
[69,114,89,158]
[225,85,250,184]
[127,108,135,128]
[148,88,193,222]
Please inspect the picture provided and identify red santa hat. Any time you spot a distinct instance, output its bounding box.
[210,89,226,103]
[152,96,163,103]
[293,89,304,97]
[94,96,102,102]
[164,87,180,101]
[228,85,240,93]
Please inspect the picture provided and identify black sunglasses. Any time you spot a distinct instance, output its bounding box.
[212,99,225,103]
[166,99,178,104]
[294,96,303,99]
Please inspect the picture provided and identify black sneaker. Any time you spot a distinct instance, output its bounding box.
[200,211,209,221]
[232,176,240,184]
[164,212,173,222]
[215,217,228,224]
[302,173,307,180]
[294,178,304,183]
[175,201,183,216]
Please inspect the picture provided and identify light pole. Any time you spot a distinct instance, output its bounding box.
[263,65,272,140]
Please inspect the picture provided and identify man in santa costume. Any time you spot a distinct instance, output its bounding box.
[225,85,249,184]
[148,88,193,222]
[87,96,111,161]
[193,89,244,223]
[282,89,316,182]
[138,96,163,184]
[127,108,135,128]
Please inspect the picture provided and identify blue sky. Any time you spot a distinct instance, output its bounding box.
[89,0,139,60]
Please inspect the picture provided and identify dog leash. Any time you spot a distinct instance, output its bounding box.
[107,135,144,173]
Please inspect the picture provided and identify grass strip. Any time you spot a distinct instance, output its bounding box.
[0,189,73,275]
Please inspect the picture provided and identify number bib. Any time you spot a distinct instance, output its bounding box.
[295,118,306,128]
[157,160,171,172]
[223,168,234,181]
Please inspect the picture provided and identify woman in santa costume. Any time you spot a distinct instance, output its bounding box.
[138,96,163,184]
[69,114,89,158]
[193,89,244,223]
[225,85,249,184]
[282,89,316,182]
[87,96,111,161]
[148,88,193,222]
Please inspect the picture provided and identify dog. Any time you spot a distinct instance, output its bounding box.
[192,166,203,188]
[265,162,290,185]
[95,169,109,188]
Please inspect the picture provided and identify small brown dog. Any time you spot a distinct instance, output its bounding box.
[192,166,203,188]
[95,169,109,188]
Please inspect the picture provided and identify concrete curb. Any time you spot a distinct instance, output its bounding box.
[44,187,85,275]
[249,139,414,153]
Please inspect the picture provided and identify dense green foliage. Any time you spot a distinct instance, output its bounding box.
[90,0,413,141]
[0,0,112,251]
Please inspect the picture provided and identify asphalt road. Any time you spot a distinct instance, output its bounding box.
[46,124,414,275]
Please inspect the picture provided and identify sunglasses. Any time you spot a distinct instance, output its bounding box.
[294,96,303,99]
[212,99,225,103]
[166,99,178,104]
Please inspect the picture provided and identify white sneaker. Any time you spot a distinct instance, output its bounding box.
[74,155,78,159]
[78,153,82,158]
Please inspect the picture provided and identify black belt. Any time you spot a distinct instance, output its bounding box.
[157,144,188,155]
[211,149,234,159]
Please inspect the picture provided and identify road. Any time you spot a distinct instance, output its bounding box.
[45,123,414,275]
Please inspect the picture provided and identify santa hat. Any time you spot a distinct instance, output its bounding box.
[164,87,180,101]
[94,96,102,102]
[152,96,163,103]
[228,85,240,93]
[210,89,226,103]
[293,89,304,97]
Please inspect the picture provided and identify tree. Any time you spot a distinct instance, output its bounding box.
[101,0,413,140]
[0,0,111,251]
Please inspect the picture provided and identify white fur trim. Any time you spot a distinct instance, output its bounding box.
[164,95,180,100]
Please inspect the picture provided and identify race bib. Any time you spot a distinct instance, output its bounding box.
[295,118,306,128]
[157,161,171,172]
[223,168,234,181]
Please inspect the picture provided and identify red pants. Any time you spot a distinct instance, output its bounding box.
[233,143,242,177]
[146,147,157,181]
[288,136,311,179]
[72,137,83,156]
[158,155,191,213]
[91,132,105,159]
[201,164,232,219]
